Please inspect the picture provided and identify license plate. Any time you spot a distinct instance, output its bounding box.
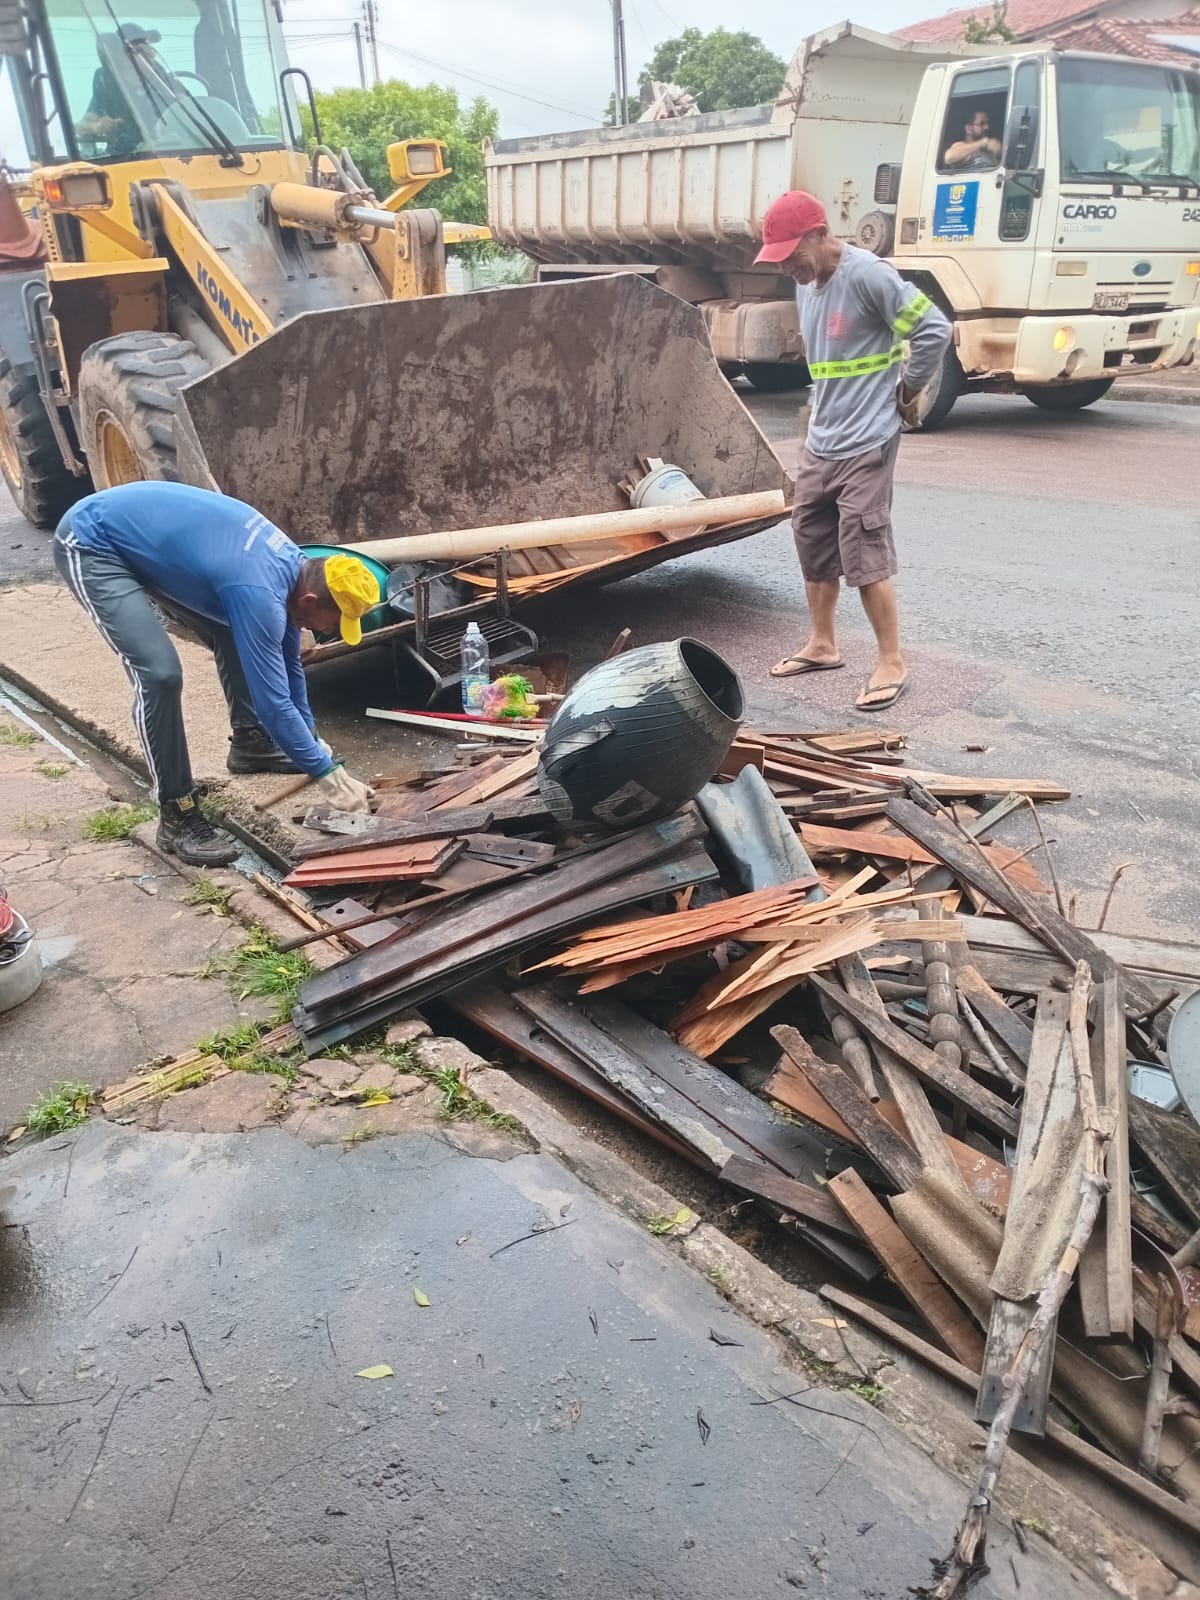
[1092,290,1131,312]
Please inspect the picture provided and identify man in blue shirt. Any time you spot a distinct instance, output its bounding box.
[54,482,380,867]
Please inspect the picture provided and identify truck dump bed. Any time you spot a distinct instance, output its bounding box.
[172,274,787,661]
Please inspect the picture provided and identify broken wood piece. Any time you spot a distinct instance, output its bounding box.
[919,900,964,1077]
[1077,973,1133,1340]
[291,808,497,861]
[1138,1277,1177,1478]
[827,1168,986,1370]
[1127,1094,1200,1227]
[953,964,1033,1073]
[771,1025,922,1192]
[718,1154,860,1238]
[798,822,1049,894]
[810,974,1019,1141]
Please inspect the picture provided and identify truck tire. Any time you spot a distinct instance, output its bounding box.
[904,342,962,433]
[744,362,812,392]
[77,331,208,488]
[0,349,88,528]
[1022,378,1114,413]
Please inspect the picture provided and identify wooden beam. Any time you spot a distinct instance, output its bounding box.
[1078,974,1133,1339]
[719,1154,860,1238]
[827,1168,986,1370]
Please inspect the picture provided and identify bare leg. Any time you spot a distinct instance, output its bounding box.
[798,578,841,662]
[856,578,907,706]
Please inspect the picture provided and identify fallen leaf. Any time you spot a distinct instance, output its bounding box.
[814,1317,848,1330]
[360,1092,391,1108]
[413,1288,430,1308]
[355,1364,394,1380]
[708,1328,742,1348]
[7,1125,26,1142]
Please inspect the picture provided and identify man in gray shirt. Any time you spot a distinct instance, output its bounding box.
[755,190,951,710]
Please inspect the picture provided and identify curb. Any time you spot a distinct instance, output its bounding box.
[468,1066,1194,1600]
[1109,381,1200,408]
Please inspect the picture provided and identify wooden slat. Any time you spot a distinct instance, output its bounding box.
[827,1168,986,1370]
[810,974,1019,1140]
[771,1025,922,1191]
[1079,974,1133,1338]
[719,1154,860,1238]
[885,799,1160,1017]
[291,809,496,861]
[952,914,1200,986]
[1127,1095,1200,1226]
[954,963,1034,1073]
[764,1055,1012,1215]
[799,823,1048,894]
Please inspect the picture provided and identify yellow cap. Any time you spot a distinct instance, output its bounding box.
[324,554,380,646]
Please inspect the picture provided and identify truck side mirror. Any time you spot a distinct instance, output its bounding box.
[1004,107,1038,172]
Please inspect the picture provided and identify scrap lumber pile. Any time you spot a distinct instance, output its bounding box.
[278,719,1200,1567]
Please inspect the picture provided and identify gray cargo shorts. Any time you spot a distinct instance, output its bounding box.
[791,432,900,588]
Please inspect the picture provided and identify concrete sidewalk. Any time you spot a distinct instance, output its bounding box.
[1,1114,1095,1600]
[1109,364,1200,406]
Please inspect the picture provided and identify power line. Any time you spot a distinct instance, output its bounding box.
[375,39,603,120]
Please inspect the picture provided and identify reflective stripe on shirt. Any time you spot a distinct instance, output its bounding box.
[892,292,934,339]
[809,343,904,381]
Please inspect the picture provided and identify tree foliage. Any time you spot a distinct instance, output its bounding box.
[311,80,497,224]
[640,28,787,114]
[963,2,1017,43]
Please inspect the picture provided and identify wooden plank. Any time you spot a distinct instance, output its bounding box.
[953,913,1200,986]
[320,897,405,950]
[799,823,1048,894]
[954,963,1034,1073]
[291,809,496,862]
[771,1025,922,1191]
[446,983,695,1163]
[980,991,1076,1433]
[461,834,557,867]
[827,1168,986,1369]
[764,1055,1013,1215]
[810,974,1019,1141]
[1078,975,1133,1339]
[835,956,967,1193]
[885,799,1160,1017]
[719,1154,860,1238]
[1127,1095,1200,1226]
[301,811,705,1014]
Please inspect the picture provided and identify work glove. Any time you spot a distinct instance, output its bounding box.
[315,736,333,762]
[316,765,375,814]
[898,384,924,431]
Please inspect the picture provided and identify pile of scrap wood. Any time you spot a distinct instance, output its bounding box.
[278,721,1200,1568]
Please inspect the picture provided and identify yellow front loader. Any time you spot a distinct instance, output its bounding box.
[0,0,457,519]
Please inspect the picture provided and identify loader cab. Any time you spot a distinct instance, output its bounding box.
[9,0,293,166]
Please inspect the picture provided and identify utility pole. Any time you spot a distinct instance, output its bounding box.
[610,0,628,124]
[362,0,381,86]
[352,19,367,89]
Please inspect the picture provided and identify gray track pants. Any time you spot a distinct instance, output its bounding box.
[54,513,260,803]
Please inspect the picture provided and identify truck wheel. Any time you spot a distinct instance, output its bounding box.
[0,349,88,528]
[77,331,208,488]
[744,363,812,392]
[903,343,963,433]
[1022,379,1114,413]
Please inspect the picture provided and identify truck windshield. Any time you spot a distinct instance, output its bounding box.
[46,0,287,161]
[1058,56,1200,185]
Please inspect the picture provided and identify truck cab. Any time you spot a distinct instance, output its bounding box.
[895,46,1200,415]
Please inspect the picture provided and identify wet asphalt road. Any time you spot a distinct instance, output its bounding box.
[0,1118,1086,1600]
[2,388,1197,937]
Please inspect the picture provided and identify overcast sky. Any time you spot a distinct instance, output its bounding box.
[1,0,950,161]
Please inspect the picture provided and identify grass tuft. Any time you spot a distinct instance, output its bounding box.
[0,721,36,749]
[25,1081,93,1136]
[184,875,233,916]
[196,1020,301,1087]
[225,928,313,1022]
[33,760,70,780]
[81,803,157,842]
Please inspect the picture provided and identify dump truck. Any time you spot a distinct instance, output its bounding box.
[0,0,786,690]
[485,22,1200,426]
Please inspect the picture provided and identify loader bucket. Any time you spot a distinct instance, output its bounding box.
[173,275,788,649]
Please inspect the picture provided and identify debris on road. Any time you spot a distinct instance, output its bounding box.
[263,685,1200,1584]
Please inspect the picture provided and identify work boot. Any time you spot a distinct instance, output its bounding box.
[157,793,238,868]
[227,726,298,776]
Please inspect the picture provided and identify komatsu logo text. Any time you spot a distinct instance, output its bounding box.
[196,263,261,345]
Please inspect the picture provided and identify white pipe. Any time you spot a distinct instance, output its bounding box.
[344,489,787,565]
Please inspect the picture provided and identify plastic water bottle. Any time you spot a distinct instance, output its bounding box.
[460,621,490,713]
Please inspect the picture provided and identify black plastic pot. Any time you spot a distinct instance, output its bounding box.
[537,638,744,829]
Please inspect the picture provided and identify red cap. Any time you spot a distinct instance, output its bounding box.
[754,191,828,264]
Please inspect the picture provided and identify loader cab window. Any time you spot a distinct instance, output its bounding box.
[45,0,288,162]
[938,65,1010,173]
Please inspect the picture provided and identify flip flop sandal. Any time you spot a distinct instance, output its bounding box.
[770,656,845,679]
[855,678,908,712]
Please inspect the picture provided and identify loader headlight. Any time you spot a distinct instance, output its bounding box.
[1052,326,1074,352]
[43,171,111,210]
[387,139,447,182]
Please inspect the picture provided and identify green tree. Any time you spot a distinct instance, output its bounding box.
[963,2,1016,43]
[640,27,786,113]
[310,79,498,225]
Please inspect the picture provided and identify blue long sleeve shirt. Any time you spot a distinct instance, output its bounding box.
[64,482,332,777]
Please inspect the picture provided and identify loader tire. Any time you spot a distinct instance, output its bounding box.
[78,331,208,488]
[0,348,88,529]
[744,362,812,392]
[1022,378,1114,413]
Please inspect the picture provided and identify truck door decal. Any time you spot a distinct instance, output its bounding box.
[933,181,979,241]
